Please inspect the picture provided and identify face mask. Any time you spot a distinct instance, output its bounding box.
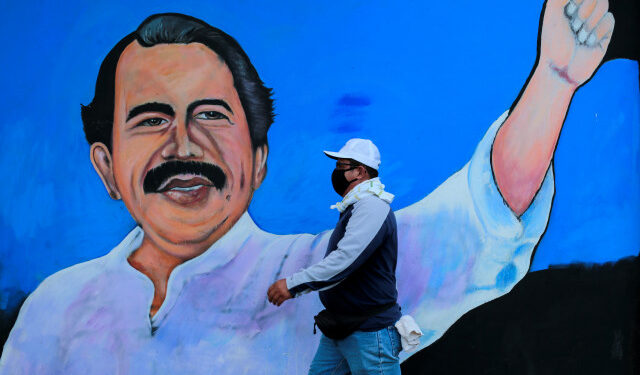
[331,167,358,196]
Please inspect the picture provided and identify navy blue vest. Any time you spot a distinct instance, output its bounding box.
[319,203,401,331]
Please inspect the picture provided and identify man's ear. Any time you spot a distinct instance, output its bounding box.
[252,144,269,189]
[357,165,368,179]
[90,142,121,200]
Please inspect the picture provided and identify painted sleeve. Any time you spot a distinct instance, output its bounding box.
[285,197,391,297]
[394,111,555,356]
[0,287,59,374]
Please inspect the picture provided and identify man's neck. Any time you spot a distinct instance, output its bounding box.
[342,176,371,197]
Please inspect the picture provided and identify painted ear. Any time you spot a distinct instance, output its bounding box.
[90,143,121,200]
[252,144,269,189]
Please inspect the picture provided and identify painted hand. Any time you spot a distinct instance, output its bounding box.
[539,0,615,87]
[267,279,293,306]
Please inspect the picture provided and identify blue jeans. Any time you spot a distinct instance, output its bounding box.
[308,326,401,375]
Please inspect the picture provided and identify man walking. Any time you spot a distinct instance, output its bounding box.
[268,138,403,374]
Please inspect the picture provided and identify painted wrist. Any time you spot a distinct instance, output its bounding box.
[534,62,580,94]
[547,63,580,87]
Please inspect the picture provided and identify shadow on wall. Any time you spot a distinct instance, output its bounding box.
[602,0,640,62]
[0,289,26,356]
[401,255,640,375]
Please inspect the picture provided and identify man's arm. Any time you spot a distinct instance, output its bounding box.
[493,0,615,215]
[268,196,390,306]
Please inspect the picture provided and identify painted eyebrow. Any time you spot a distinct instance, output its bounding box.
[127,102,175,121]
[187,99,234,117]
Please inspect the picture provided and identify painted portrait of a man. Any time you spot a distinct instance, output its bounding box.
[0,0,637,374]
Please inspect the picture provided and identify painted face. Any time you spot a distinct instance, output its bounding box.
[96,41,266,258]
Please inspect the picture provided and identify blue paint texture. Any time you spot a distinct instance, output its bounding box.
[0,0,638,302]
[496,263,517,291]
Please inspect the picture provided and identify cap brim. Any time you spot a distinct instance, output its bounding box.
[323,151,348,160]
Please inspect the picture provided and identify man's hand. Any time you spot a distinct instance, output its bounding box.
[540,0,615,87]
[267,279,293,306]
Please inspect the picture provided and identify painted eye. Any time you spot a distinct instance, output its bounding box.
[138,118,167,127]
[195,111,229,121]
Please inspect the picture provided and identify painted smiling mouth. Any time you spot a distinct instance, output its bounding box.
[143,160,227,194]
[156,176,214,193]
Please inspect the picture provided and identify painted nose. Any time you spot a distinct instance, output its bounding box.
[161,120,204,160]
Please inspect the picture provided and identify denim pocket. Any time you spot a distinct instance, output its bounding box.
[387,326,401,357]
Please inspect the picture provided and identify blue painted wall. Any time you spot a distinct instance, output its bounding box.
[0,0,638,301]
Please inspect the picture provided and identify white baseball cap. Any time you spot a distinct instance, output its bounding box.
[324,138,381,170]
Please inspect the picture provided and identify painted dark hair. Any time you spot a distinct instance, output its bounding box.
[81,13,274,150]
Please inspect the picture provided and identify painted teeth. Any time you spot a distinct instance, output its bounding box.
[170,185,203,192]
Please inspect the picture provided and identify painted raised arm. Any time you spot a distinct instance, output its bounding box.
[492,0,614,216]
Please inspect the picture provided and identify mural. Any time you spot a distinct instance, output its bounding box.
[0,0,637,374]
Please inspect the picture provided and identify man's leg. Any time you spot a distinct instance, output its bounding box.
[337,327,401,375]
[308,334,350,375]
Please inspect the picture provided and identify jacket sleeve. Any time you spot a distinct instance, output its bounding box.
[286,196,391,297]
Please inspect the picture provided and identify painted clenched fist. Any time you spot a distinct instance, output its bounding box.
[540,0,615,87]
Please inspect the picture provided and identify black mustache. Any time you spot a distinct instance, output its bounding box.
[143,160,227,193]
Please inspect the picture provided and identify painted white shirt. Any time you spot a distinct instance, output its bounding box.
[0,112,555,374]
